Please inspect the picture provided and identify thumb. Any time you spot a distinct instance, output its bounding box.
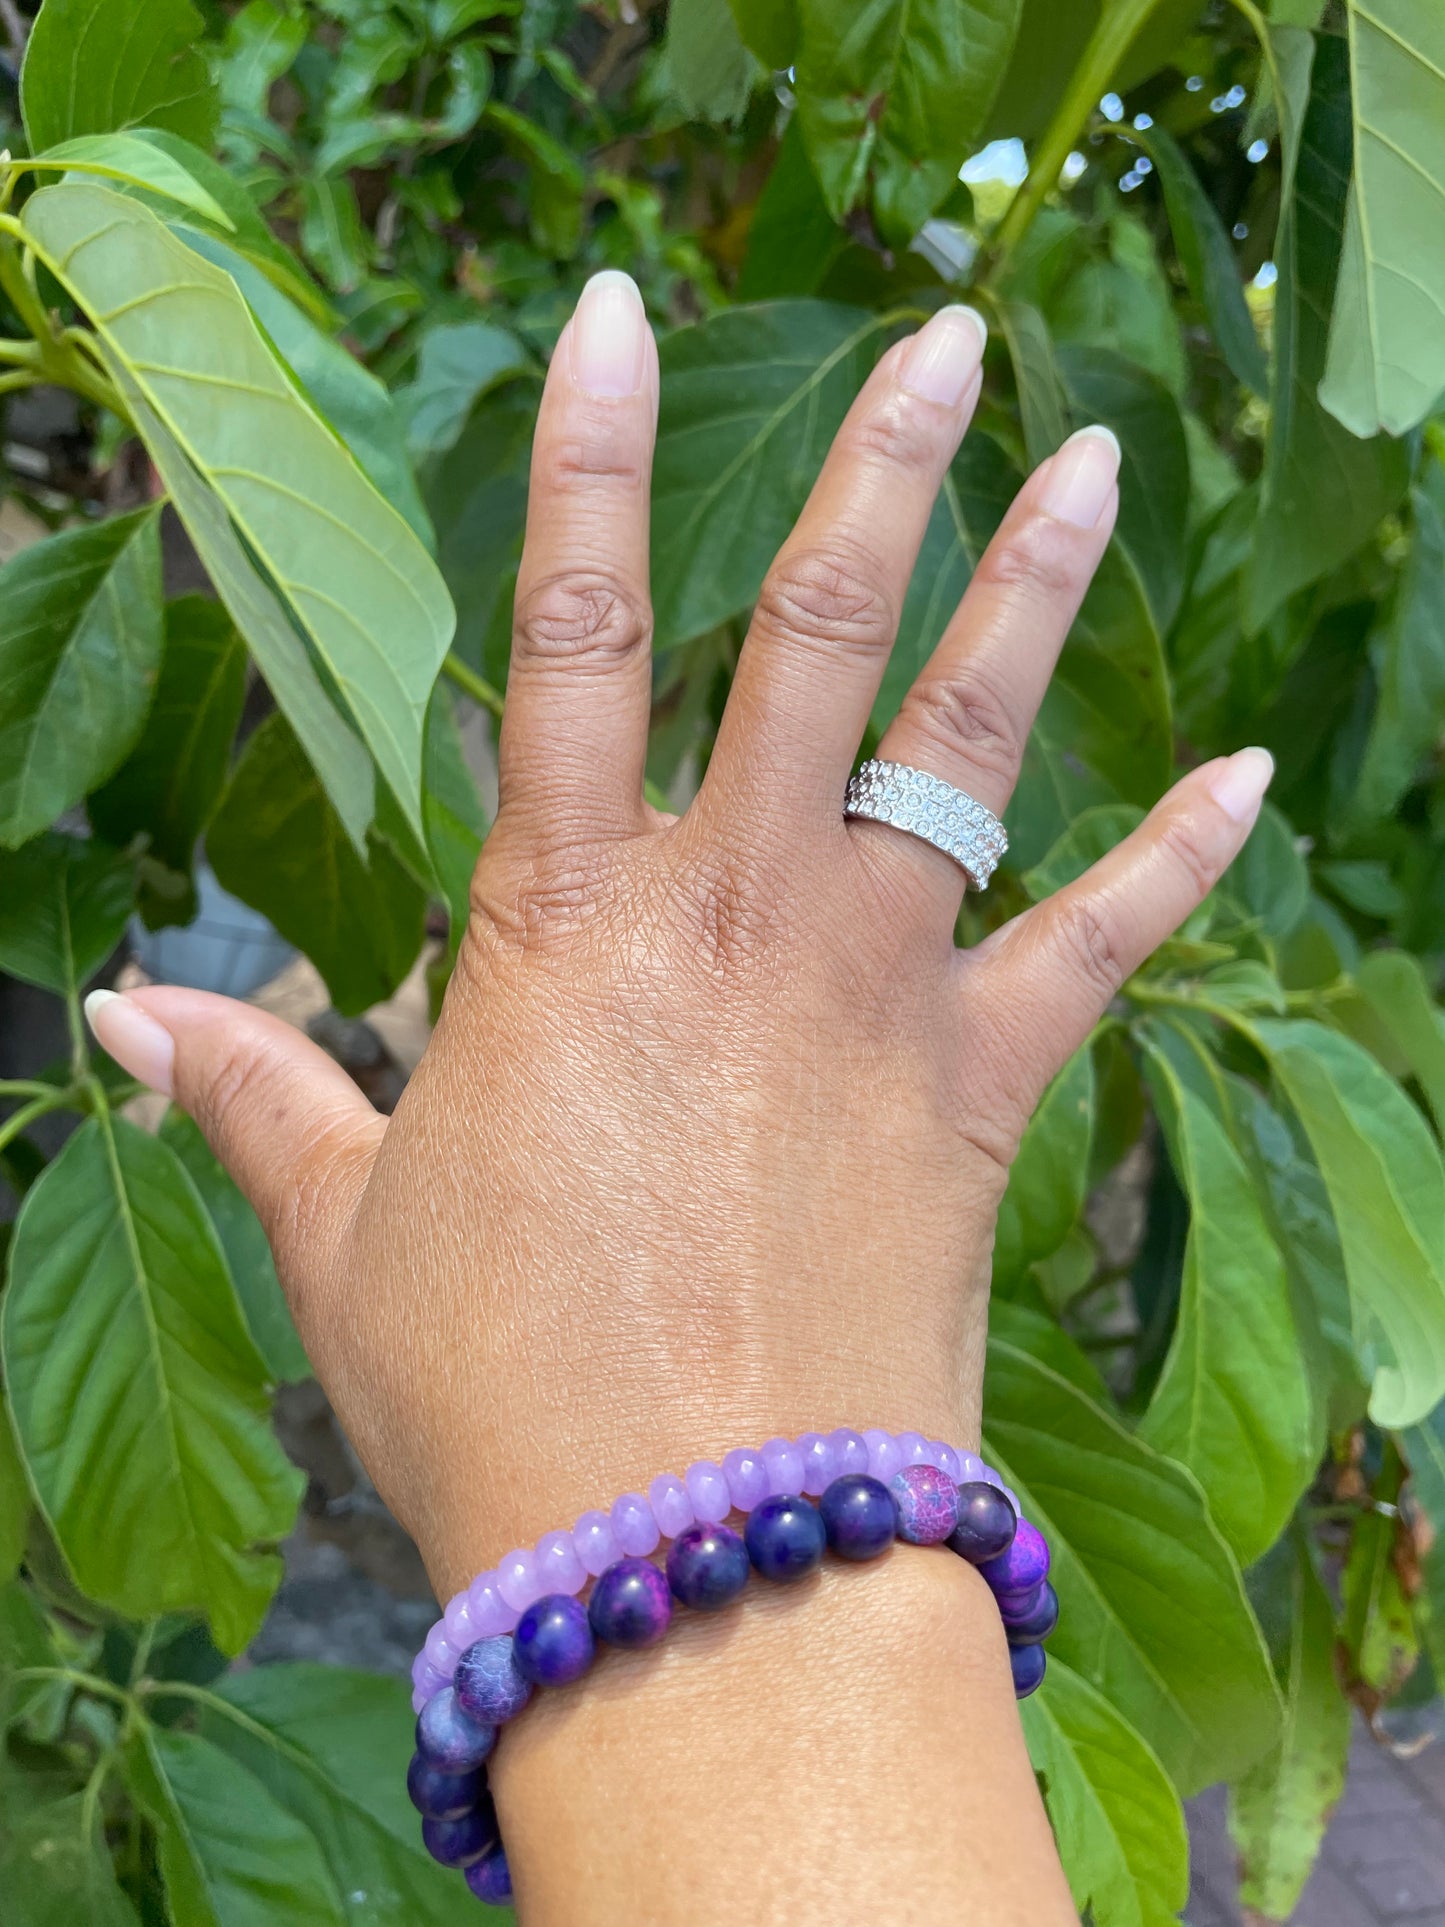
[84,985,384,1283]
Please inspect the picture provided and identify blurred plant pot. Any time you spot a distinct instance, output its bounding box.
[128,864,296,999]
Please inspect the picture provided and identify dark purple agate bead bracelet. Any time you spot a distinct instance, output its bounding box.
[408,1429,1056,1907]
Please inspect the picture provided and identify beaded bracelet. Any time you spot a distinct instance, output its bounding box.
[407,1430,1057,1908]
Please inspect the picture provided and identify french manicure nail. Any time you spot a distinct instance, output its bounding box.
[84,989,175,1097]
[1039,425,1121,528]
[1209,746,1275,823]
[569,269,648,398]
[899,305,988,407]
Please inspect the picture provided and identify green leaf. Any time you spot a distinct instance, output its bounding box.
[1402,1404,1445,1678]
[397,320,532,462]
[995,298,1069,467]
[726,0,797,67]
[299,174,369,294]
[667,0,759,124]
[0,507,163,850]
[208,714,428,1017]
[1023,1660,1188,1927]
[427,378,536,677]
[1320,0,1445,435]
[484,103,584,259]
[1354,949,1445,1138]
[1,1116,301,1653]
[736,116,843,302]
[159,1109,309,1386]
[1244,28,1409,631]
[21,0,218,152]
[993,1046,1094,1289]
[1229,1530,1350,1922]
[1049,213,1188,402]
[652,301,893,650]
[983,1329,1279,1794]
[89,596,247,924]
[219,0,307,121]
[423,685,487,938]
[984,0,1209,141]
[1136,1027,1317,1565]
[1134,122,1267,396]
[794,0,1021,244]
[1341,1447,1417,1693]
[0,1398,29,1583]
[195,1665,474,1926]
[17,133,232,227]
[1020,805,1144,900]
[0,833,133,996]
[1221,801,1310,943]
[0,1795,141,1927]
[23,183,455,852]
[126,1724,347,1927]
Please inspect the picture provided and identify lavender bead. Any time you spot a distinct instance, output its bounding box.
[862,1429,904,1482]
[956,1452,987,1485]
[896,1430,931,1467]
[514,1593,595,1686]
[929,1441,963,1482]
[721,1448,769,1512]
[496,1548,543,1614]
[980,1518,1050,1595]
[573,1510,619,1577]
[407,1753,481,1820]
[455,1635,533,1725]
[889,1465,960,1545]
[535,1528,587,1595]
[422,1798,498,1870]
[588,1557,673,1648]
[422,1625,459,1678]
[685,1460,732,1525]
[465,1846,513,1906]
[649,1472,694,1539]
[1010,1643,1047,1699]
[443,1594,479,1650]
[761,1436,805,1496]
[828,1428,871,1478]
[465,1573,518,1638]
[796,1433,835,1496]
[611,1490,661,1557]
[416,1687,496,1773]
[411,1686,428,1714]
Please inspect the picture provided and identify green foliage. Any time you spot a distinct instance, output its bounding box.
[0,0,1443,1920]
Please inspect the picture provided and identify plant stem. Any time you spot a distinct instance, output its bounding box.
[11,1666,135,1709]
[0,1090,74,1155]
[442,650,505,721]
[0,1078,66,1100]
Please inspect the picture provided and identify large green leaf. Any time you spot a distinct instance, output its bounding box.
[1320,0,1445,435]
[1352,949,1445,1138]
[0,833,133,995]
[23,183,455,851]
[726,0,797,67]
[667,0,759,123]
[1244,28,1409,630]
[423,685,487,938]
[427,378,536,679]
[0,507,163,849]
[0,1796,141,1927]
[195,1666,476,1926]
[1136,1028,1316,1565]
[982,1329,1279,1794]
[984,0,1208,140]
[1229,1530,1350,1922]
[208,713,428,1017]
[651,301,894,650]
[126,1724,347,1927]
[993,1045,1094,1289]
[794,0,1021,244]
[21,0,218,152]
[1,1117,301,1653]
[397,320,532,463]
[15,133,232,227]
[736,115,843,302]
[0,1399,28,1583]
[1022,1660,1188,1927]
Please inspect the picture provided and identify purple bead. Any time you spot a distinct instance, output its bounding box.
[721,1448,769,1512]
[761,1436,805,1496]
[980,1462,1008,1492]
[998,1582,1046,1626]
[535,1528,587,1595]
[407,1753,481,1819]
[796,1432,835,1496]
[465,1573,518,1638]
[980,1518,1050,1595]
[465,1845,513,1906]
[862,1429,904,1482]
[513,1592,595,1687]
[422,1796,498,1869]
[666,1522,750,1610]
[1011,1643,1047,1699]
[415,1660,448,1701]
[819,1474,897,1560]
[948,1483,1018,1565]
[896,1430,930,1467]
[685,1459,732,1525]
[573,1509,619,1577]
[828,1428,871,1478]
[416,1687,496,1773]
[1005,1582,1059,1647]
[588,1556,673,1648]
[929,1441,963,1482]
[744,1492,826,1582]
[455,1635,533,1725]
[411,1686,428,1714]
[442,1594,479,1650]
[422,1624,458,1678]
[649,1472,694,1539]
[889,1465,959,1545]
[611,1490,661,1557]
[957,1452,987,1485]
[496,1548,542,1614]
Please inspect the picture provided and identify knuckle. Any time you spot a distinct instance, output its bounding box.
[513,569,652,672]
[900,670,1020,788]
[976,516,1081,609]
[670,847,781,985]
[537,419,647,494]
[846,392,943,472]
[1054,898,1126,1003]
[194,1040,277,1152]
[1158,813,1224,900]
[753,547,894,657]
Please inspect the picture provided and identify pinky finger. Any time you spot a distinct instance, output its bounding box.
[969,747,1275,1108]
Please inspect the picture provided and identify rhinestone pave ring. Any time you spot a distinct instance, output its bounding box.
[843,759,1007,890]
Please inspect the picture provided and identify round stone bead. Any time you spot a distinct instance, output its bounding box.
[980,1518,1050,1595]
[896,1430,931,1467]
[496,1548,543,1614]
[928,1441,963,1482]
[998,1582,1046,1626]
[407,1753,481,1820]
[611,1490,661,1558]
[422,1624,459,1678]
[819,1474,897,1561]
[745,1493,827,1583]
[666,1523,750,1610]
[685,1459,732,1525]
[862,1429,904,1482]
[465,1846,513,1906]
[416,1687,497,1773]
[535,1529,587,1595]
[513,1593,595,1687]
[465,1573,518,1639]
[588,1557,673,1649]
[761,1436,806,1497]
[889,1465,959,1545]
[455,1635,533,1725]
[573,1510,619,1577]
[828,1428,871,1479]
[947,1482,1018,1565]
[1005,1581,1059,1647]
[648,1472,694,1540]
[442,1594,479,1651]
[422,1797,498,1870]
[1010,1642,1047,1699]
[795,1432,834,1496]
[721,1448,769,1512]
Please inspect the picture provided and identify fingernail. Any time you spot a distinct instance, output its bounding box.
[1209,746,1275,823]
[899,305,988,407]
[1039,425,1121,528]
[569,269,648,398]
[84,989,175,1096]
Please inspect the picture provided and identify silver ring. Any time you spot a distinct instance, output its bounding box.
[844,759,1007,890]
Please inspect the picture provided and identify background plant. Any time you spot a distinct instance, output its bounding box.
[0,0,1442,1921]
